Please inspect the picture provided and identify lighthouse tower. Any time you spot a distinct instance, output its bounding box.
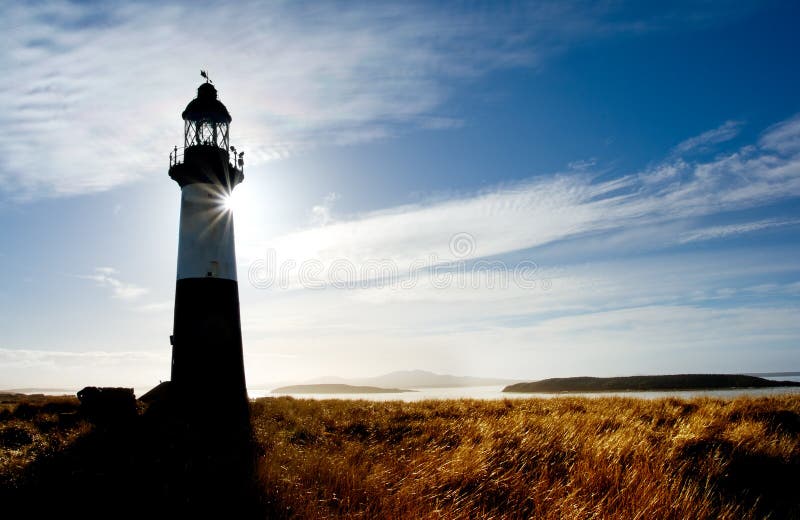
[168,78,247,417]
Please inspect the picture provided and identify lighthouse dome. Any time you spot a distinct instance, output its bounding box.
[181,83,232,124]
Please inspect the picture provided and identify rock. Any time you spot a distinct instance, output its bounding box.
[77,387,137,424]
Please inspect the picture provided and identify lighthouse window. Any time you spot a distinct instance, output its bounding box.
[198,121,215,145]
[183,120,229,150]
[208,261,219,277]
[221,124,229,149]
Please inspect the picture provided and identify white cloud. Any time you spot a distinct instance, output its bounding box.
[504,304,800,375]
[241,289,800,381]
[760,113,800,154]
[80,267,149,300]
[135,300,173,313]
[310,192,340,226]
[678,218,800,243]
[567,158,597,171]
[0,348,167,391]
[243,248,799,328]
[673,120,743,154]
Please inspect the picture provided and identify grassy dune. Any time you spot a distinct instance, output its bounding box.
[0,395,89,489]
[252,396,800,519]
[2,394,799,518]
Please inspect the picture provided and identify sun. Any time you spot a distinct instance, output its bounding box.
[223,191,240,213]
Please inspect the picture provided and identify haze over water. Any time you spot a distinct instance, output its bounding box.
[5,376,800,401]
[253,376,800,401]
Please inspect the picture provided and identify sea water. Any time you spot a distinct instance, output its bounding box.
[8,376,800,401]
[250,376,800,402]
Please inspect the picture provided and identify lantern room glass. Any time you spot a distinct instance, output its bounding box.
[184,119,230,150]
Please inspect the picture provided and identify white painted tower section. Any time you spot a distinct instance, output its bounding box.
[176,183,238,281]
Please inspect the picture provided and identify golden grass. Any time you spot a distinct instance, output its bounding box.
[251,395,800,519]
[2,394,798,518]
[0,395,89,487]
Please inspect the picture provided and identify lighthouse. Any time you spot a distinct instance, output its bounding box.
[167,77,248,418]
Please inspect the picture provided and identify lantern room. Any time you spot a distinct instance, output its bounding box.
[169,79,244,190]
[181,82,232,150]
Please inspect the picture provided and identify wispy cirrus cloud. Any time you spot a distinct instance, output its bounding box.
[759,113,800,154]
[241,112,800,285]
[0,1,754,200]
[678,218,800,244]
[672,120,743,154]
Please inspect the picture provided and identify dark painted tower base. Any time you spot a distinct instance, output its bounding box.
[171,277,249,420]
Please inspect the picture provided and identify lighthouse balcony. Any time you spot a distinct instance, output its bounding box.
[169,144,244,189]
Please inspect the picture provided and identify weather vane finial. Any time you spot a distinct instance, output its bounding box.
[200,70,212,84]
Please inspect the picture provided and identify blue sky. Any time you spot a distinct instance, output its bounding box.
[1,1,799,390]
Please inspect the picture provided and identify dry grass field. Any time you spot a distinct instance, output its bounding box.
[251,395,800,519]
[0,394,89,490]
[1,393,799,518]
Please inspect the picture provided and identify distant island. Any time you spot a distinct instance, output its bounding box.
[271,384,413,394]
[503,374,800,393]
[256,370,519,391]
